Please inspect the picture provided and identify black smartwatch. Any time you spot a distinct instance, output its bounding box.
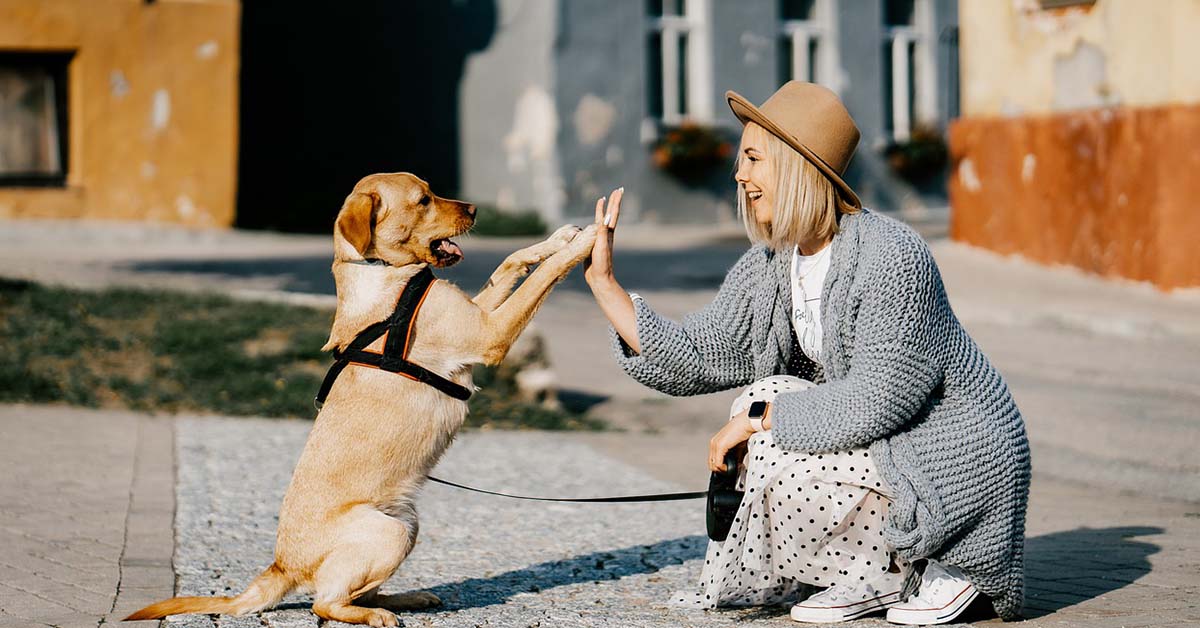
[748,400,768,432]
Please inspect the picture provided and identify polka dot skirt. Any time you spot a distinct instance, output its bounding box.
[671,375,910,609]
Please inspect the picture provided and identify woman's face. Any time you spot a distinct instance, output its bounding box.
[734,123,775,227]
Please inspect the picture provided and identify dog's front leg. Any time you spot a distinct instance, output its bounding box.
[472,225,583,311]
[475,225,597,365]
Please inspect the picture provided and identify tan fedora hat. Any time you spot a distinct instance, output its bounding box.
[726,81,862,209]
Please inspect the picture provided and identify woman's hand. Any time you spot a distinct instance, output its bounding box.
[583,187,641,353]
[584,187,623,287]
[709,411,756,472]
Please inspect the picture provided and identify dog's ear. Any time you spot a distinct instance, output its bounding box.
[334,192,379,260]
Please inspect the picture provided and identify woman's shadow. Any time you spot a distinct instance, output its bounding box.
[1019,525,1162,619]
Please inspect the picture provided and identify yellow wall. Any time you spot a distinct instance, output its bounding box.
[958,0,1200,117]
[0,0,239,226]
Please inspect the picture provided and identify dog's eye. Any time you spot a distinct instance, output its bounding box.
[419,195,430,205]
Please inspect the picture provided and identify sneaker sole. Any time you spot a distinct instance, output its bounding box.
[790,590,902,623]
[886,586,980,625]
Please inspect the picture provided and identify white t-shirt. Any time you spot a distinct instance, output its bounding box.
[791,243,832,362]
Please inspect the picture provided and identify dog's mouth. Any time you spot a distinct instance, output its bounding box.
[430,238,464,267]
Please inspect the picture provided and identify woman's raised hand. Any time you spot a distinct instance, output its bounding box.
[584,187,623,287]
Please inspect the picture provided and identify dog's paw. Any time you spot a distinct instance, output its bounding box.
[548,223,584,247]
[565,224,599,258]
[366,608,400,627]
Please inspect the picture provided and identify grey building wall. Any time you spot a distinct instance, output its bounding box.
[459,0,562,220]
[460,0,960,225]
[552,0,647,223]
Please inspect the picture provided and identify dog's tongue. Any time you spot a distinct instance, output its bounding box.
[438,239,463,259]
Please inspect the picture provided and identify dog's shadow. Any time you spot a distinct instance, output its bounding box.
[419,534,707,611]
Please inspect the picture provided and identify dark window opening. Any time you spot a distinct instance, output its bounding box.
[0,51,72,187]
[779,34,793,85]
[781,0,817,21]
[646,30,663,118]
[884,0,915,27]
[677,32,688,117]
[647,0,684,18]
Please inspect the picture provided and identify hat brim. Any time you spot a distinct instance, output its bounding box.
[726,90,862,209]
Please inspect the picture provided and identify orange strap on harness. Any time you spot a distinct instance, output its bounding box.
[315,266,471,409]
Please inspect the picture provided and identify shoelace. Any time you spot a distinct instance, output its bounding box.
[816,583,857,603]
[912,565,958,603]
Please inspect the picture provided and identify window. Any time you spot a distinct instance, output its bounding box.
[779,0,825,86]
[0,52,71,187]
[882,0,919,141]
[645,0,711,125]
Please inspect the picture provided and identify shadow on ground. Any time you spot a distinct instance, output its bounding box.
[124,246,748,296]
[264,526,1158,621]
[1020,526,1161,618]
[425,535,705,610]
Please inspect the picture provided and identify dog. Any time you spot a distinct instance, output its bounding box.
[127,172,597,626]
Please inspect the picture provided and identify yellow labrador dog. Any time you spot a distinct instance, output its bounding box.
[127,173,597,626]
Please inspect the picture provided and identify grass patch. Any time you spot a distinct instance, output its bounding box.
[469,205,548,237]
[0,279,603,430]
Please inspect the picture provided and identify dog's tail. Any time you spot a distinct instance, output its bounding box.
[124,562,294,620]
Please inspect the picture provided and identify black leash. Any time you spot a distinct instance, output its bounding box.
[426,475,707,503]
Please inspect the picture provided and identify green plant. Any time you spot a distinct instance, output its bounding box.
[883,125,950,184]
[652,121,734,185]
[469,205,548,236]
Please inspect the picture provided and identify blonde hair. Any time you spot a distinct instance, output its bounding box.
[735,122,859,251]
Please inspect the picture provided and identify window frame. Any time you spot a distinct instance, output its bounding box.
[0,51,73,188]
[779,0,832,86]
[644,0,712,128]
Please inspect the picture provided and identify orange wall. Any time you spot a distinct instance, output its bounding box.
[0,0,239,226]
[949,104,1200,290]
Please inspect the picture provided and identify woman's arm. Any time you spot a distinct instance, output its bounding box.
[586,188,760,396]
[584,189,640,353]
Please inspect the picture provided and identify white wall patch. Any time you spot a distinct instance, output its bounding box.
[152,89,171,131]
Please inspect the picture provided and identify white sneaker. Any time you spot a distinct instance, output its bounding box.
[789,573,903,623]
[886,561,979,625]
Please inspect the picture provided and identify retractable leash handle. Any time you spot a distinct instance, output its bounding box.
[706,451,745,542]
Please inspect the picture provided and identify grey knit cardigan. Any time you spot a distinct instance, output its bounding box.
[608,209,1030,620]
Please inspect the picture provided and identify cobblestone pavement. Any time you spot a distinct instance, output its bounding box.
[0,406,173,628]
[4,217,1200,627]
[161,416,1200,628]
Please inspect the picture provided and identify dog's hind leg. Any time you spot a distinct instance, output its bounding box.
[472,224,583,311]
[311,506,415,626]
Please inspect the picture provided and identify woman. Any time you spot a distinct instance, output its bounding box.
[584,82,1030,624]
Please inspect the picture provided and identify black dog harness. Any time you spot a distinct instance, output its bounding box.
[315,266,472,408]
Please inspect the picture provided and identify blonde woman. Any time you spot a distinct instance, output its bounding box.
[584,82,1030,624]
